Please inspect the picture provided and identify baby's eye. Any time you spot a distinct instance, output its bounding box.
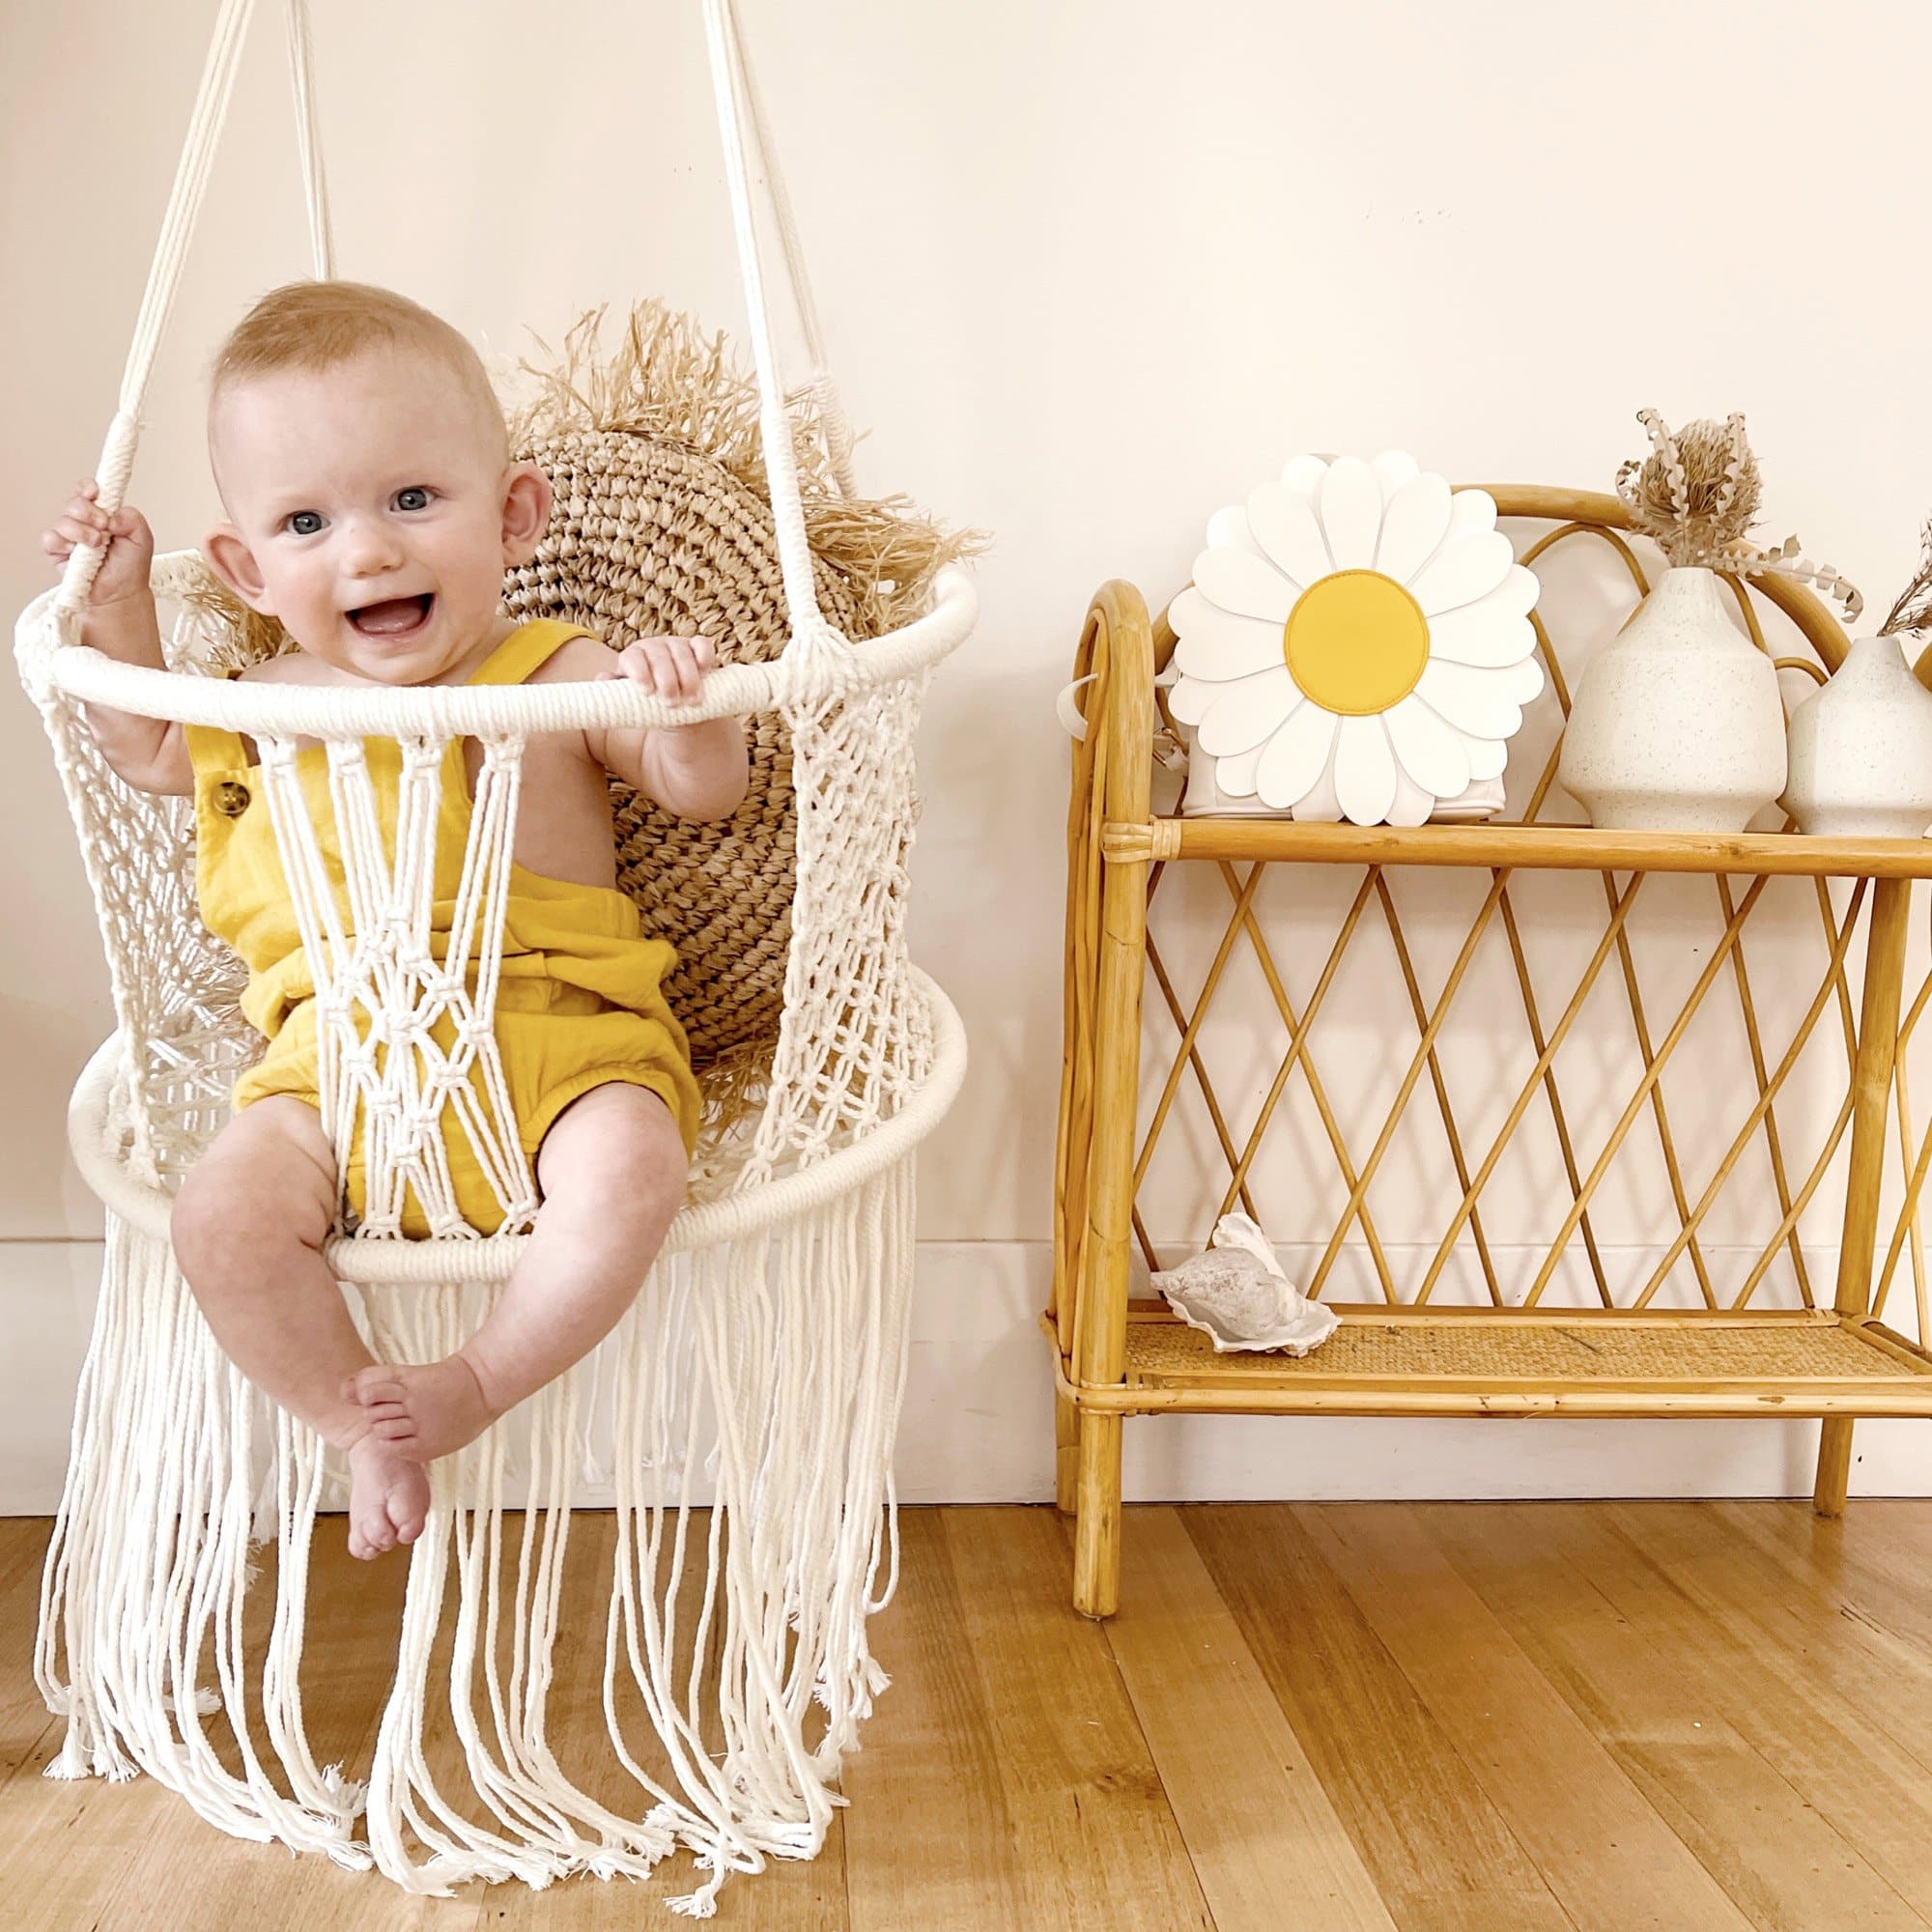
[285,510,325,537]
[394,487,432,512]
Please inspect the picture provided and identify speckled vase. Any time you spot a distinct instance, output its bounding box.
[1780,636,1932,838]
[1557,565,1787,833]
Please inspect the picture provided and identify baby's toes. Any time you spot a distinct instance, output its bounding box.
[346,1367,404,1406]
[386,1470,430,1546]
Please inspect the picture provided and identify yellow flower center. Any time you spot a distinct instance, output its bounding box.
[1283,569,1430,716]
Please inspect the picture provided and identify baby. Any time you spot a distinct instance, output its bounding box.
[41,281,748,1561]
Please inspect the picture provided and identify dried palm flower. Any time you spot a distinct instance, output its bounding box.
[1615,408,1862,623]
[1879,517,1932,638]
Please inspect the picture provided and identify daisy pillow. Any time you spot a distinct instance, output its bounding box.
[1167,452,1543,827]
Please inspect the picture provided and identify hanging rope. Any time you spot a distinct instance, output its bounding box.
[722,3,858,498]
[700,0,845,669]
[54,0,258,617]
[284,0,335,279]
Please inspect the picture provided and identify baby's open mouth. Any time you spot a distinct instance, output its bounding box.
[349,593,434,638]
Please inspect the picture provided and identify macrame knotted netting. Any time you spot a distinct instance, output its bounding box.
[14,0,976,1916]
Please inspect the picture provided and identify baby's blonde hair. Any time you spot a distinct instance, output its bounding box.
[208,279,509,467]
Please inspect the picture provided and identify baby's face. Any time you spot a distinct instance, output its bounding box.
[203,347,549,685]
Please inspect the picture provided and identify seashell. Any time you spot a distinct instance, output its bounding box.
[1151,1213,1341,1356]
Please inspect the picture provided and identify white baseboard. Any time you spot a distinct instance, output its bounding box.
[5,1238,1930,1514]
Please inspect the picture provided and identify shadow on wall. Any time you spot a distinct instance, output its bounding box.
[0,993,111,1240]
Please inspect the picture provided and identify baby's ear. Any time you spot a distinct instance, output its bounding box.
[201,523,275,614]
[498,462,553,566]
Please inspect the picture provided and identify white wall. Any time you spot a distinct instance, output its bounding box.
[7,0,1932,1510]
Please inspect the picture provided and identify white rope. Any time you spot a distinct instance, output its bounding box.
[284,0,335,279]
[20,565,976,738]
[701,0,842,673]
[55,0,258,617]
[721,2,858,497]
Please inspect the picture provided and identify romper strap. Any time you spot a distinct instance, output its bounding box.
[183,668,251,773]
[466,619,598,690]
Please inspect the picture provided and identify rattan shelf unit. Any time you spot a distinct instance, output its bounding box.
[1050,486,1932,1618]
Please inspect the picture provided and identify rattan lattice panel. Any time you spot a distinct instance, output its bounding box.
[1125,512,1887,1317]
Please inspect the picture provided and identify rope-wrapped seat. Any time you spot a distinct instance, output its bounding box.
[14,0,974,1914]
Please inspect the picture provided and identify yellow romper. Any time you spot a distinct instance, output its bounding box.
[185,618,702,1237]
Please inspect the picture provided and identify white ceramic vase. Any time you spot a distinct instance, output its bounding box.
[1780,635,1932,838]
[1557,565,1787,833]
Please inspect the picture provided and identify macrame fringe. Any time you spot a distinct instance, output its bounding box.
[36,1156,917,1915]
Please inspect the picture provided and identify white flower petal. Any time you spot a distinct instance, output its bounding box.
[1333,716,1399,825]
[1214,743,1265,795]
[1199,672,1299,757]
[1376,473,1454,583]
[1319,457,1383,571]
[1194,546,1298,624]
[1423,568,1542,665]
[1445,487,1497,540]
[1497,655,1545,704]
[1417,658,1523,738]
[1293,756,1342,821]
[1170,588,1285,686]
[1169,679,1210,726]
[1464,735,1509,781]
[1256,700,1338,810]
[1428,613,1537,671]
[1409,530,1516,616]
[1371,449,1422,503]
[1207,503,1264,555]
[1385,695,1473,799]
[1281,453,1330,498]
[1387,769,1436,826]
[1246,482,1331,589]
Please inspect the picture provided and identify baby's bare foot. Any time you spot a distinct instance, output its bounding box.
[344,1357,501,1463]
[344,1433,430,1560]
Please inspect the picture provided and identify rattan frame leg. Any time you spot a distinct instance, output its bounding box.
[1073,839,1151,1616]
[1816,876,1914,1514]
[1055,1391,1080,1514]
[1070,585,1155,1617]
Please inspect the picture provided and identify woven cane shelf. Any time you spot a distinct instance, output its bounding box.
[1046,1305,1932,1416]
[1051,485,1932,1618]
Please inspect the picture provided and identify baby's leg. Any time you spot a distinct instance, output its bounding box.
[347,1084,687,1462]
[170,1096,429,1560]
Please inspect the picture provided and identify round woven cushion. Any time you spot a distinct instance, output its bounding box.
[500,428,874,1070]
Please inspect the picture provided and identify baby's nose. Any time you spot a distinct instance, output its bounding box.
[343,517,406,572]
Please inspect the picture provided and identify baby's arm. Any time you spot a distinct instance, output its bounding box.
[39,480,192,795]
[584,634,750,822]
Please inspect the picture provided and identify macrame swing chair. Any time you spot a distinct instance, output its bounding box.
[13,0,973,1914]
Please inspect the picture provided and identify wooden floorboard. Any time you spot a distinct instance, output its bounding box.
[1503,1502,1932,1918]
[1185,1502,1579,1932]
[8,1502,1932,1929]
[1422,1501,1932,1932]
[1099,1506,1397,1932]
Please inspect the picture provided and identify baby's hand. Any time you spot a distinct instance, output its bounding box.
[40,479,156,608]
[599,635,718,710]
